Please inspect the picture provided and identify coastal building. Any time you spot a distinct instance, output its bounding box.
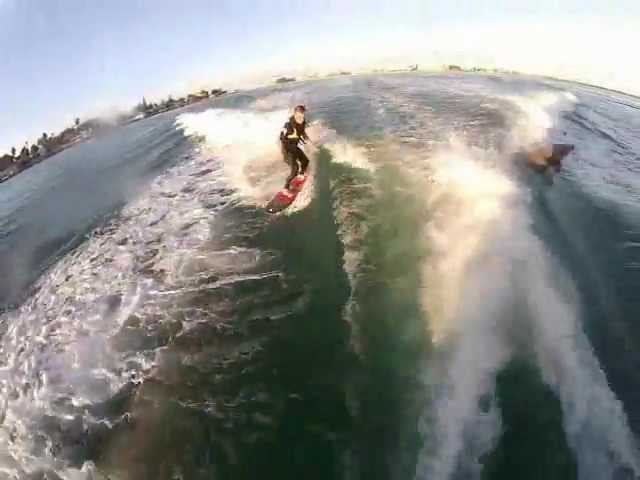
[275,77,296,84]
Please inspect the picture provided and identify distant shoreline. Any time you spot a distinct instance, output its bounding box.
[532,74,640,101]
[293,66,640,101]
[3,69,636,186]
[0,88,228,185]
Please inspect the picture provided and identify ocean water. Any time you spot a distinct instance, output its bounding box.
[0,74,639,480]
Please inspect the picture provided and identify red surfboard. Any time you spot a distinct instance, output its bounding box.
[265,174,307,214]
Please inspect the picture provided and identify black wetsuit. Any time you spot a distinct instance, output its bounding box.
[280,117,309,189]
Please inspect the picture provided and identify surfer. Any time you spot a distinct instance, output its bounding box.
[514,142,575,182]
[523,143,574,173]
[280,105,311,190]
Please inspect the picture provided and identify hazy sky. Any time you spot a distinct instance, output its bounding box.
[1,0,639,152]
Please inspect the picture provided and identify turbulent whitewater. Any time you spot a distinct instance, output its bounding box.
[0,74,639,480]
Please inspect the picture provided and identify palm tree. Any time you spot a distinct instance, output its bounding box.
[20,143,30,159]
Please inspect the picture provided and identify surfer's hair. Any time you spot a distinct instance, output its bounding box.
[294,105,306,113]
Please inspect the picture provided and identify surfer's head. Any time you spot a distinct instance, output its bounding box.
[293,105,306,124]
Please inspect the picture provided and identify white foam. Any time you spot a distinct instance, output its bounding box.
[500,90,577,152]
[177,109,327,211]
[528,255,640,478]
[415,145,517,480]
[421,144,516,343]
[177,109,286,204]
[414,139,639,479]
[0,149,257,477]
[325,140,375,172]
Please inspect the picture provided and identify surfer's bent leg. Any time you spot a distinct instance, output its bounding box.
[282,144,299,189]
[296,147,309,175]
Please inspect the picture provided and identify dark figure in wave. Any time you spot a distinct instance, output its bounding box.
[514,142,575,183]
[523,143,575,173]
[279,105,311,190]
